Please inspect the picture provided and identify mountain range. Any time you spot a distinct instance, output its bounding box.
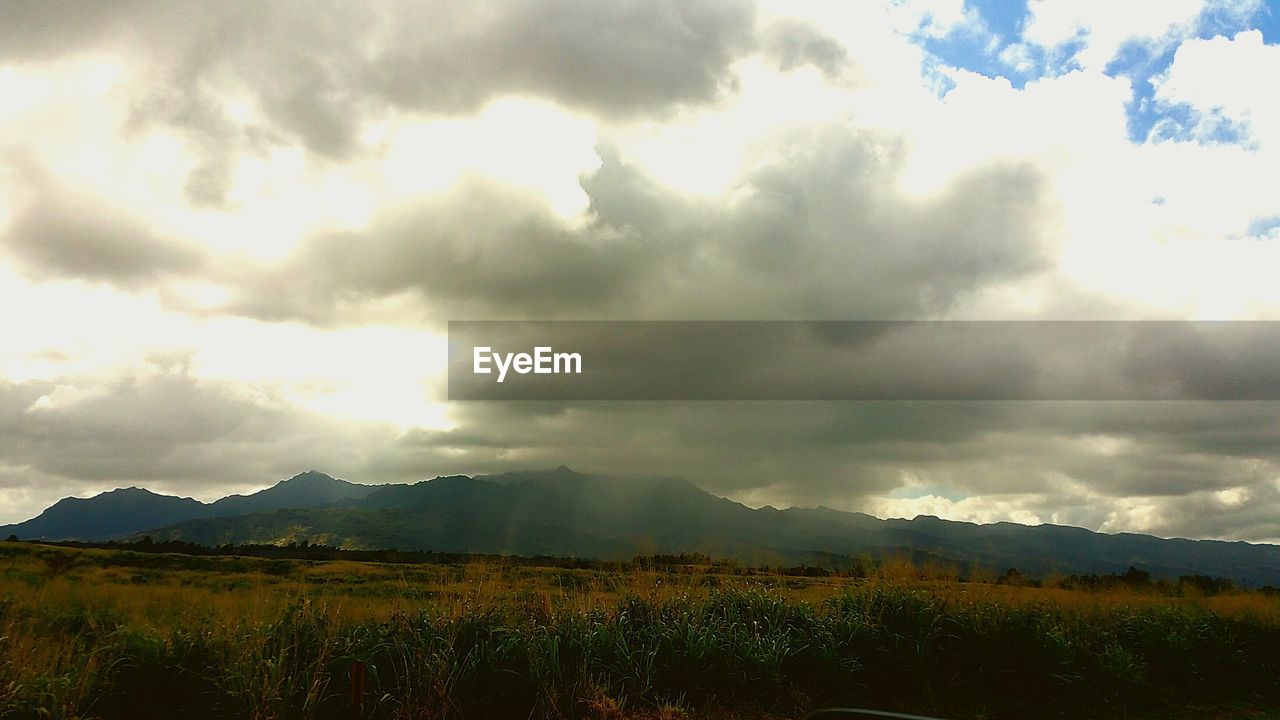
[0,471,378,541]
[6,467,1280,586]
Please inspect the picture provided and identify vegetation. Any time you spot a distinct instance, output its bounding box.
[3,542,1280,719]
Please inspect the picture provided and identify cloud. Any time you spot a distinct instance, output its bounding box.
[225,126,1054,324]
[3,1,755,164]
[375,399,1280,541]
[365,1,757,119]
[1,170,208,285]
[0,0,150,63]
[763,21,851,79]
[1154,29,1280,148]
[223,178,654,324]
[7,354,1280,539]
[0,361,407,521]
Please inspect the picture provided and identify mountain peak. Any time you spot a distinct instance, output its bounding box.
[283,470,337,484]
[203,471,376,518]
[104,486,157,495]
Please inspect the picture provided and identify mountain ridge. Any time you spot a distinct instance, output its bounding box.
[6,467,1280,585]
[0,471,379,541]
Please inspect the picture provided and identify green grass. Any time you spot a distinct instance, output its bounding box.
[2,543,1280,719]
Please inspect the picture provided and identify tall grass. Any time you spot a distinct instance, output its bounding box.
[3,544,1280,719]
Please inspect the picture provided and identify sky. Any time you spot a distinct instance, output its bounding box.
[2,0,1280,541]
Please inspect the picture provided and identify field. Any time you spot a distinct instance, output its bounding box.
[2,543,1280,720]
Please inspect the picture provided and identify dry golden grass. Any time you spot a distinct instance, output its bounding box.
[4,543,1278,636]
[4,542,1280,719]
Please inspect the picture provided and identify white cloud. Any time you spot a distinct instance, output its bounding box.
[870,493,1046,526]
[1155,29,1280,148]
[897,67,1132,195]
[375,98,602,221]
[999,42,1037,74]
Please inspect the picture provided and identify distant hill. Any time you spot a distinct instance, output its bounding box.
[0,471,378,541]
[8,467,1280,585]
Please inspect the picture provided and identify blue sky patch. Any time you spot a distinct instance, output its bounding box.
[1108,3,1274,143]
[1247,215,1280,240]
[914,0,1084,90]
[911,0,1278,144]
[888,484,968,502]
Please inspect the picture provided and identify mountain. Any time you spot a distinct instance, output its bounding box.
[129,467,1280,586]
[0,487,209,542]
[0,471,379,541]
[9,467,1280,586]
[206,470,380,516]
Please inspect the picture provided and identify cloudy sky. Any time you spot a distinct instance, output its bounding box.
[2,0,1280,541]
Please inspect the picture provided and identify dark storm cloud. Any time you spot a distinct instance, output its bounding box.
[366,1,757,118]
[228,130,1054,324]
[368,400,1280,540]
[367,402,923,502]
[225,180,657,324]
[617,132,1053,319]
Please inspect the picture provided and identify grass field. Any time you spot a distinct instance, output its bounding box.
[2,542,1280,720]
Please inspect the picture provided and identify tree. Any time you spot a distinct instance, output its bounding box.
[1000,567,1025,586]
[1122,566,1151,587]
